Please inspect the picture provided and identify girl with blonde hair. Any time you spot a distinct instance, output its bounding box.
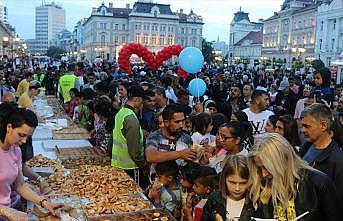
[248,133,342,220]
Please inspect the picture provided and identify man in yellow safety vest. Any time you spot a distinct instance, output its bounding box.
[111,84,147,188]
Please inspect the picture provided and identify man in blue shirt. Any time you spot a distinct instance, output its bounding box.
[300,103,343,204]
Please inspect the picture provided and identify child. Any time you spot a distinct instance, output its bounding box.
[191,113,216,148]
[200,155,254,221]
[312,67,334,104]
[149,161,183,219]
[180,162,201,193]
[183,166,218,221]
[68,88,79,118]
[73,91,89,129]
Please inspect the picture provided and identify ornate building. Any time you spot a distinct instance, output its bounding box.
[228,8,263,59]
[315,0,343,66]
[83,1,203,61]
[262,0,320,65]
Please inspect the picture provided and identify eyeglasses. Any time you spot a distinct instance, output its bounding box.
[217,133,234,141]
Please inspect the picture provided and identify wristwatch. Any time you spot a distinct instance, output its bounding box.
[35,175,44,183]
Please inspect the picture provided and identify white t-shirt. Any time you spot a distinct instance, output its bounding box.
[243,108,274,142]
[226,197,245,220]
[191,132,216,147]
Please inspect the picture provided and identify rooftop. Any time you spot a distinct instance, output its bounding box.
[234,31,263,46]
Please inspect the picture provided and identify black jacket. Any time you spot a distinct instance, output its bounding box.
[299,140,343,203]
[256,169,343,221]
[200,190,255,221]
[274,90,298,116]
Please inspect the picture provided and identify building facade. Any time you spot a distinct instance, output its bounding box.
[229,9,263,59]
[233,31,263,64]
[0,21,13,57]
[83,1,203,61]
[315,0,343,66]
[35,2,66,54]
[0,0,8,24]
[262,0,320,65]
[72,18,87,55]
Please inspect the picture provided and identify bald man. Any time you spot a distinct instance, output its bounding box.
[1,92,16,103]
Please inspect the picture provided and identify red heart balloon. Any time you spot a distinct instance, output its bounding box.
[118,43,184,74]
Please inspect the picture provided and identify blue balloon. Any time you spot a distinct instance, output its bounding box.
[179,47,204,74]
[188,78,207,97]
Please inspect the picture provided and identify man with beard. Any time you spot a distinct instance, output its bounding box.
[243,89,274,142]
[226,84,246,112]
[145,104,196,181]
[300,103,343,203]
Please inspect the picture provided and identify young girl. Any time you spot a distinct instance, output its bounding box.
[200,155,254,221]
[191,113,216,148]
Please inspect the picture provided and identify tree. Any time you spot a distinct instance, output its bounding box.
[46,46,65,59]
[201,38,214,63]
[311,59,325,70]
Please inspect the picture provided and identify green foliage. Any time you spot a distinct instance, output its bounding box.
[293,59,304,70]
[46,46,65,59]
[201,38,214,63]
[311,59,325,70]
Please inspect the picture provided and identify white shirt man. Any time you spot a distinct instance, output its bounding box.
[243,89,274,142]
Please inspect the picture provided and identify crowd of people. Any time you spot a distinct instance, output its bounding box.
[0,57,343,220]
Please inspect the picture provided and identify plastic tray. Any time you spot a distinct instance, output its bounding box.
[85,193,155,220]
[27,193,87,221]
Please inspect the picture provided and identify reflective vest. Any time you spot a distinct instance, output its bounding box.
[58,74,76,103]
[34,73,45,83]
[111,107,144,170]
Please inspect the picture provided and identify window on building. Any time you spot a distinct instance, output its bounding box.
[143,34,149,44]
[309,17,312,27]
[104,23,107,29]
[321,21,324,31]
[333,19,337,30]
[122,36,126,44]
[115,24,118,30]
[191,39,196,47]
[115,36,118,44]
[332,38,335,50]
[159,34,165,45]
[135,34,141,43]
[180,37,184,46]
[101,35,105,44]
[319,39,322,50]
[100,23,103,29]
[122,24,126,31]
[154,11,158,17]
[151,34,157,45]
[168,34,173,45]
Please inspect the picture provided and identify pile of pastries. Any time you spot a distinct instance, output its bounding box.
[26,154,63,171]
[46,165,142,197]
[60,156,110,169]
[85,195,152,217]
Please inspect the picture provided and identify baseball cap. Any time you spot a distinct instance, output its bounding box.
[278,80,290,91]
[29,80,41,90]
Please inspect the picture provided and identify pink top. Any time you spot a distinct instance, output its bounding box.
[0,146,22,207]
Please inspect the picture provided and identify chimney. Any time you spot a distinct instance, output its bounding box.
[109,2,113,8]
[180,8,183,14]
[126,3,130,9]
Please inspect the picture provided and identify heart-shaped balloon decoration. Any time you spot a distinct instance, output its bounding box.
[118,43,184,74]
